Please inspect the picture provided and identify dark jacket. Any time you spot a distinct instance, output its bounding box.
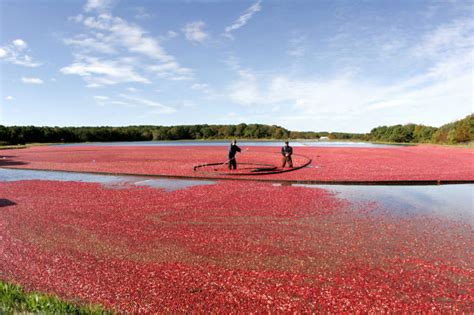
[281,145,293,156]
[229,144,241,158]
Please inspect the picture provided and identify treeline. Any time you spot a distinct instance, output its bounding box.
[368,114,473,144]
[288,131,365,140]
[0,124,293,145]
[0,115,472,145]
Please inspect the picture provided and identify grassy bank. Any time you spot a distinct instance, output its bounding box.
[0,280,110,314]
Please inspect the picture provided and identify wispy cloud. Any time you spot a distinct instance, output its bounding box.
[80,14,173,61]
[149,61,193,81]
[191,83,209,91]
[224,0,262,38]
[64,35,116,54]
[21,77,44,85]
[5,96,14,101]
[134,6,152,20]
[93,95,109,101]
[119,94,177,114]
[413,18,474,58]
[190,82,216,98]
[287,33,307,58]
[93,95,130,107]
[84,0,113,12]
[93,93,176,113]
[63,11,193,86]
[182,21,209,43]
[166,31,178,39]
[0,39,42,67]
[61,55,150,87]
[223,16,473,130]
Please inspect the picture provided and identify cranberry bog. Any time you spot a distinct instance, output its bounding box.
[1,144,473,183]
[1,144,473,312]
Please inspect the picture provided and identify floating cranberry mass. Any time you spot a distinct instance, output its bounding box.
[1,178,473,312]
[1,144,473,182]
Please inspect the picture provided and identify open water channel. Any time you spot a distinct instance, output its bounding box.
[1,168,472,224]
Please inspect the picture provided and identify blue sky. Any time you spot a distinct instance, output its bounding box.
[0,0,472,132]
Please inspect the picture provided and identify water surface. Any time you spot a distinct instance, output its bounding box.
[53,140,402,148]
[296,183,474,224]
[2,168,471,223]
[0,168,215,192]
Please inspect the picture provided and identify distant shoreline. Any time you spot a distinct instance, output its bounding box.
[2,139,473,150]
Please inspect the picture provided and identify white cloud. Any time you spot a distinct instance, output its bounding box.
[227,53,472,131]
[64,35,116,54]
[182,21,209,43]
[413,18,474,58]
[94,95,109,100]
[223,16,473,131]
[134,7,152,20]
[224,0,262,38]
[149,62,193,80]
[84,0,113,12]
[367,99,413,110]
[12,39,27,50]
[175,100,195,108]
[61,55,150,87]
[69,14,84,23]
[229,71,376,115]
[119,94,176,114]
[287,33,307,58]
[381,39,404,53]
[167,30,178,39]
[191,83,209,90]
[63,12,193,86]
[5,96,14,101]
[21,77,44,85]
[0,39,41,67]
[190,82,216,97]
[12,54,41,67]
[94,94,177,114]
[80,14,173,62]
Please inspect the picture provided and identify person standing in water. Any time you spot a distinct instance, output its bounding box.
[228,140,241,170]
[281,141,293,168]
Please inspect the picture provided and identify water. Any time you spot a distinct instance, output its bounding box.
[0,168,215,192]
[2,168,471,223]
[295,184,474,224]
[53,140,402,148]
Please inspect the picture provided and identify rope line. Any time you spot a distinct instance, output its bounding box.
[193,153,312,176]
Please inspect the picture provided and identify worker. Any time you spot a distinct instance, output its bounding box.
[281,141,293,168]
[228,139,241,170]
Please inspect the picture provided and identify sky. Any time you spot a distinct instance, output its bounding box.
[0,0,473,133]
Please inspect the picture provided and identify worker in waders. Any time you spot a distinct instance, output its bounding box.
[228,140,241,170]
[281,141,293,168]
